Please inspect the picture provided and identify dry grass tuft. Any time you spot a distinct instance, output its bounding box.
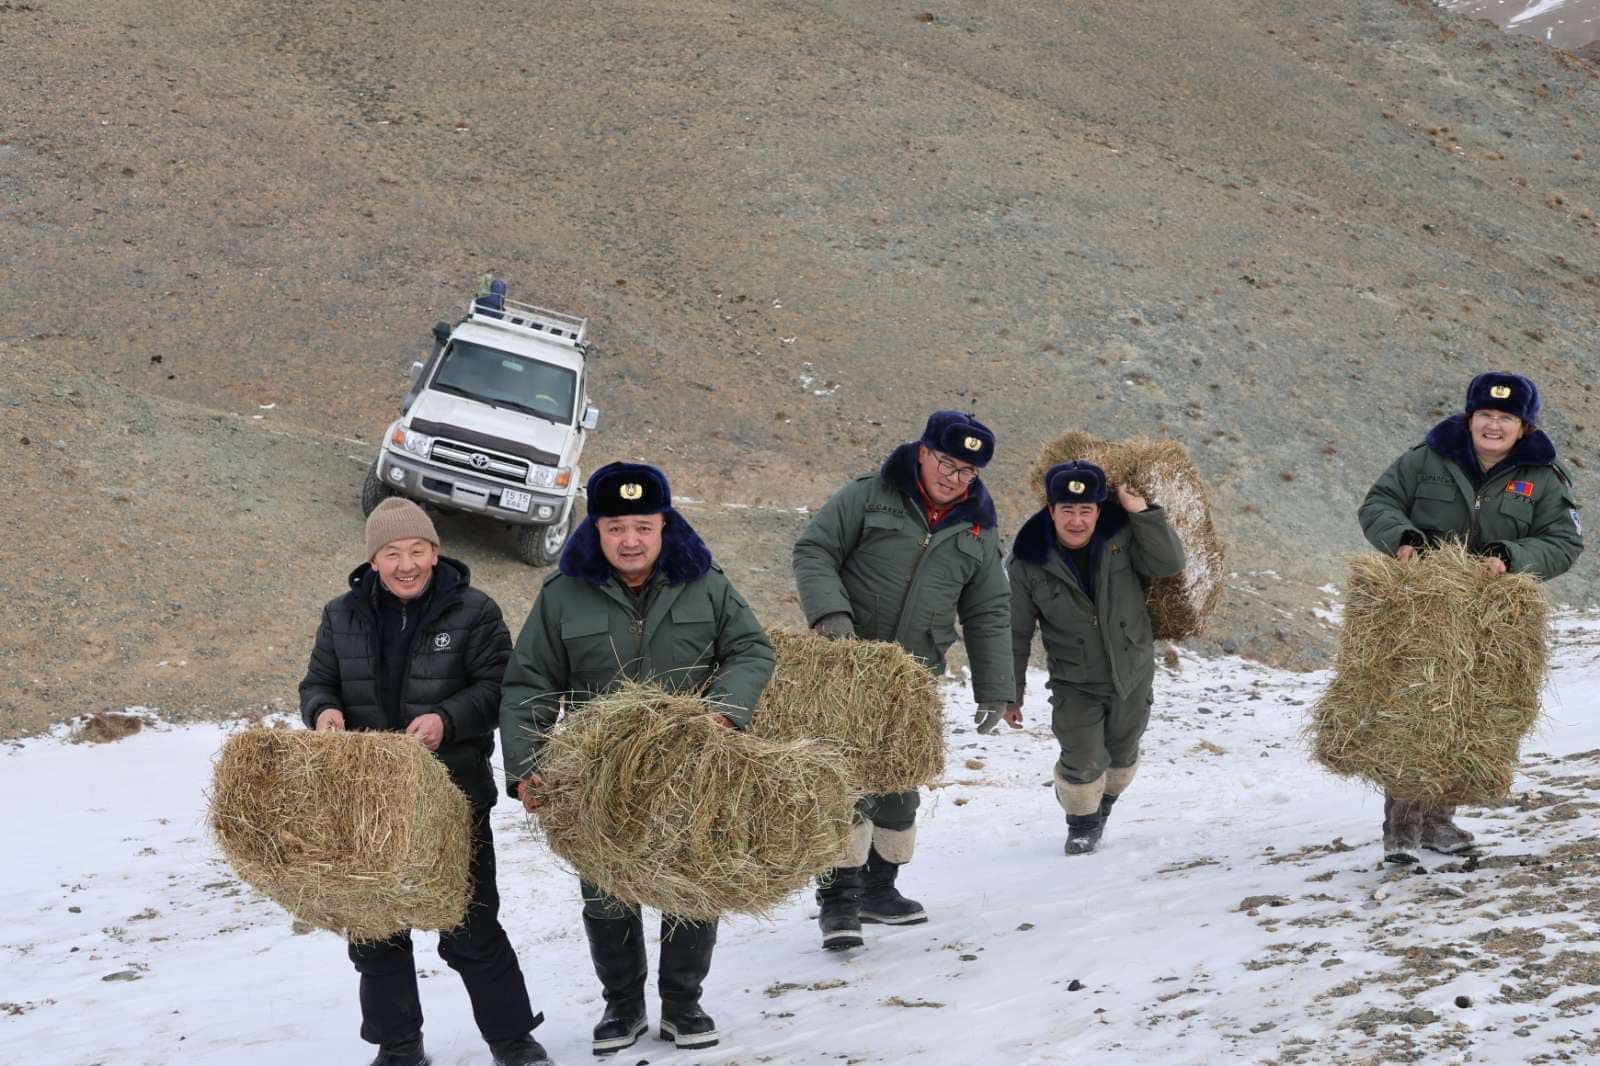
[752,630,945,794]
[210,728,472,941]
[72,711,145,744]
[1028,432,1225,640]
[535,683,856,921]
[1308,543,1549,805]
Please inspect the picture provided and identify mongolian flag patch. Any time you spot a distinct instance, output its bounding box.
[1507,480,1535,498]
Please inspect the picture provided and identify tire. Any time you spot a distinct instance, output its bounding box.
[361,460,397,516]
[516,509,573,567]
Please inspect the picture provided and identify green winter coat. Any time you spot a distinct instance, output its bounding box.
[1359,415,1582,579]
[1008,505,1187,703]
[792,443,1014,706]
[498,533,774,788]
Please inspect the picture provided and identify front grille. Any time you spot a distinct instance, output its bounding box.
[429,439,530,485]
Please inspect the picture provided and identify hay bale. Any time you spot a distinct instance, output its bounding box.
[210,728,472,941]
[750,630,945,794]
[534,684,856,920]
[1028,432,1224,640]
[1308,543,1549,805]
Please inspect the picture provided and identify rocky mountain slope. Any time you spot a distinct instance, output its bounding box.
[2,0,1598,733]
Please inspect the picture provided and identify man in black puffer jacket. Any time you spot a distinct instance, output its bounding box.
[300,497,550,1066]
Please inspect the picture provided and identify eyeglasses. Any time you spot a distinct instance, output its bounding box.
[933,454,980,484]
[1473,411,1522,427]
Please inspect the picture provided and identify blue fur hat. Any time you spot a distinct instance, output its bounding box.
[1465,372,1540,425]
[920,410,996,468]
[586,462,671,517]
[1044,460,1109,505]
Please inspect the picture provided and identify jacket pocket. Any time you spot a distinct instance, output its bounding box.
[666,598,719,675]
[560,613,622,676]
[1410,480,1460,531]
[1496,492,1535,536]
[1046,639,1090,684]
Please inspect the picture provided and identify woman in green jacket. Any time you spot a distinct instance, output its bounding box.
[1007,460,1186,855]
[1359,371,1583,862]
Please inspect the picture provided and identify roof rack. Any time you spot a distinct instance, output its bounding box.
[468,295,589,347]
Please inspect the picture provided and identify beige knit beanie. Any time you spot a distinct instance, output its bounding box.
[365,497,440,559]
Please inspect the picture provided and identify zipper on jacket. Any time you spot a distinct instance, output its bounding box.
[891,531,935,644]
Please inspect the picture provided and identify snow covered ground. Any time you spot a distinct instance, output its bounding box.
[5,618,1600,1065]
[1440,0,1600,50]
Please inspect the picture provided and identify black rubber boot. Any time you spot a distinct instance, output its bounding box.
[369,1039,429,1066]
[488,1034,552,1066]
[582,912,648,1056]
[859,847,928,925]
[1064,814,1104,856]
[815,866,864,951]
[658,917,719,1050]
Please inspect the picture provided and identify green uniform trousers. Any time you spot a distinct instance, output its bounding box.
[857,790,918,832]
[1049,680,1153,785]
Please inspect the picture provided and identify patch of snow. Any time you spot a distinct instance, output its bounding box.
[4,623,1600,1062]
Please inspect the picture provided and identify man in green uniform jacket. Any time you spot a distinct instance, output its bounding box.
[1008,461,1187,855]
[499,462,774,1057]
[793,410,1013,950]
[1359,371,1582,860]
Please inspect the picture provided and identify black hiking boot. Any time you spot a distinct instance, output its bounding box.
[859,847,928,925]
[591,1000,647,1056]
[659,1002,719,1050]
[659,917,719,1049]
[488,1034,552,1066]
[1064,813,1103,856]
[369,1039,429,1066]
[583,911,648,1056]
[816,866,865,950]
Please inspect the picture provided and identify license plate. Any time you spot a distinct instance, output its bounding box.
[500,488,532,513]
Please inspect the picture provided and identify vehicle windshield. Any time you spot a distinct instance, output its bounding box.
[429,340,577,424]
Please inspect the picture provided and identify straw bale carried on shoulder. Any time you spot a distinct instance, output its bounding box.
[209,727,472,942]
[750,629,945,795]
[1028,431,1224,640]
[533,683,856,921]
[1307,542,1549,805]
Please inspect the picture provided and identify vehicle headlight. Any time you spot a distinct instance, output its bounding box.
[391,426,433,458]
[528,465,572,489]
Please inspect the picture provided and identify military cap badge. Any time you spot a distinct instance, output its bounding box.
[1490,385,1512,399]
[1068,480,1086,494]
[619,483,644,501]
[963,435,982,453]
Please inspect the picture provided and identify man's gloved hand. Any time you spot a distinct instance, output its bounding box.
[811,612,855,640]
[974,701,1008,735]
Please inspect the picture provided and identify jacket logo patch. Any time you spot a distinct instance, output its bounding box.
[433,632,452,650]
[1507,480,1535,498]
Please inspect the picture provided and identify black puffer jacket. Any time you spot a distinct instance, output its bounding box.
[299,556,511,810]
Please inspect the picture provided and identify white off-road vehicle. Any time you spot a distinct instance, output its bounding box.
[363,283,598,566]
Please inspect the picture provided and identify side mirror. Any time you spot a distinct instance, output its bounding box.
[581,405,600,431]
[410,361,425,382]
[432,321,451,345]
